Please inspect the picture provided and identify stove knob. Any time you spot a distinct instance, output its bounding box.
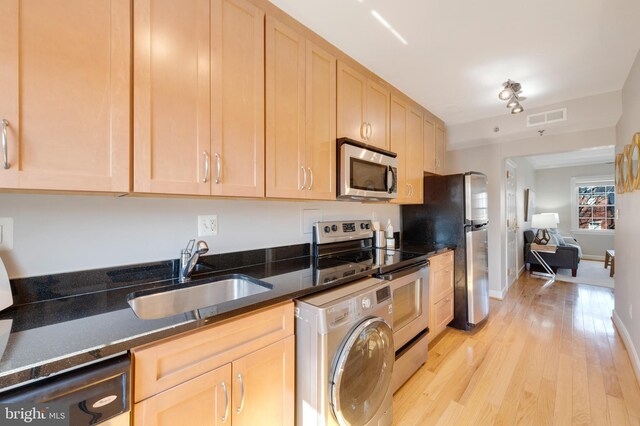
[365,223,371,230]
[332,224,338,232]
[360,223,366,229]
[362,297,371,310]
[324,226,331,233]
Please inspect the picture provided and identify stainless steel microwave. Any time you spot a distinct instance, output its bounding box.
[337,138,398,201]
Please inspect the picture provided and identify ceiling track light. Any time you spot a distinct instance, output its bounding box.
[498,79,525,114]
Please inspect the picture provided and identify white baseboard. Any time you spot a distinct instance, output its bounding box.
[517,265,525,278]
[612,310,640,385]
[490,288,507,300]
[583,255,605,261]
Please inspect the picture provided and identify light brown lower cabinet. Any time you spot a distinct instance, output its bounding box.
[131,302,294,426]
[231,336,295,426]
[428,251,454,342]
[134,364,231,426]
[133,337,294,426]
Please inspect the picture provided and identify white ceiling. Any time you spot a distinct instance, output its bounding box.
[524,146,615,170]
[268,0,640,126]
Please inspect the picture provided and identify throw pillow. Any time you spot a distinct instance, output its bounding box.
[548,229,566,246]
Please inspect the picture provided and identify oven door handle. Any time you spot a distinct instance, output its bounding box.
[381,260,428,281]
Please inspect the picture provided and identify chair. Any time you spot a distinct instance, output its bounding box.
[523,230,581,277]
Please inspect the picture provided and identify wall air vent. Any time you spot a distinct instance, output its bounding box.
[526,108,567,127]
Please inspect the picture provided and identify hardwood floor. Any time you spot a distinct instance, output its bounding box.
[392,272,640,425]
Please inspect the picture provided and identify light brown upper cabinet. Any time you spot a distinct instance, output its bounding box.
[337,62,390,151]
[211,0,265,197]
[423,115,446,175]
[266,17,336,200]
[390,95,423,204]
[134,0,264,197]
[424,115,436,174]
[435,123,447,174]
[0,0,130,192]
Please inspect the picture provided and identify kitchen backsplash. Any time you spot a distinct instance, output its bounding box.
[0,193,400,279]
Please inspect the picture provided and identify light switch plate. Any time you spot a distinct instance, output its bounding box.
[0,218,13,251]
[301,209,322,235]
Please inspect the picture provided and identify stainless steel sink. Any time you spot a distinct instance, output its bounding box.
[127,275,273,320]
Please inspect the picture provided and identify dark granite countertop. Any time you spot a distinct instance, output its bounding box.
[0,242,453,392]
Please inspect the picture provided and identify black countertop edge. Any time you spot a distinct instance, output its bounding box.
[0,243,452,391]
[0,266,372,391]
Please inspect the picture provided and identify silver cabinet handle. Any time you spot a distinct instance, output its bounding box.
[406,184,411,197]
[360,122,367,140]
[221,381,229,423]
[202,152,210,183]
[215,153,222,184]
[308,167,313,190]
[1,119,9,170]
[236,373,245,414]
[300,166,307,190]
[409,184,413,197]
[367,122,373,140]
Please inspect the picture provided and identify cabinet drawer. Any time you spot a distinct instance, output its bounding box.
[132,302,293,402]
[429,250,453,272]
[433,292,454,334]
[432,265,454,302]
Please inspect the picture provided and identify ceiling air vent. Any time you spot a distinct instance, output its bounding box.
[526,108,567,127]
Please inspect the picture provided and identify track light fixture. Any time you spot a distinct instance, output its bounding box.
[498,79,525,114]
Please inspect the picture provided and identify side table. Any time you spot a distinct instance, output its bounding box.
[530,243,557,280]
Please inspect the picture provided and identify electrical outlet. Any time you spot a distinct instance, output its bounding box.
[0,218,13,251]
[198,215,218,237]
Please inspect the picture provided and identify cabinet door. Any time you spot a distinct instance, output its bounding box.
[366,80,390,150]
[435,123,447,174]
[390,96,408,203]
[406,106,424,204]
[305,41,336,200]
[134,0,210,195]
[134,364,232,426]
[232,336,295,426]
[0,0,130,192]
[265,16,305,199]
[211,0,264,197]
[337,61,367,142]
[432,294,454,337]
[432,265,454,302]
[423,116,436,174]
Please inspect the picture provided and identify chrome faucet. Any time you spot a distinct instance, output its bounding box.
[179,239,209,283]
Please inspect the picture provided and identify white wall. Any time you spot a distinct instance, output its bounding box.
[513,157,536,273]
[0,194,400,279]
[448,126,618,298]
[534,163,615,259]
[613,48,640,380]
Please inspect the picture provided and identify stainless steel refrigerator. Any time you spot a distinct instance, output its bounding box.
[402,172,489,330]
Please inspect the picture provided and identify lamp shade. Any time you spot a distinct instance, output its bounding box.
[531,213,557,229]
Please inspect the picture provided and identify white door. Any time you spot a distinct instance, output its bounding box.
[505,160,518,287]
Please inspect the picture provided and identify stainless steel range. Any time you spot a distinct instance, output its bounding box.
[308,220,431,394]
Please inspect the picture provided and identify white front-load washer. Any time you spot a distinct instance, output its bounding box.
[295,277,394,426]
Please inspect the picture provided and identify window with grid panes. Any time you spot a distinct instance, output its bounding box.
[576,183,615,230]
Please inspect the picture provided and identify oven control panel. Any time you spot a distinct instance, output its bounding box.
[314,220,373,244]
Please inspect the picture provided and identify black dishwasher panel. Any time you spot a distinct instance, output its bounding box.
[0,354,130,425]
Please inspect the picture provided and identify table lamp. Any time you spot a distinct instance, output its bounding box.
[531,213,558,244]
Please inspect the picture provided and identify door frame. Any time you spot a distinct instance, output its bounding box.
[504,159,519,289]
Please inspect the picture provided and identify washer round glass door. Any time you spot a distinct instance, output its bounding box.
[330,317,394,425]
